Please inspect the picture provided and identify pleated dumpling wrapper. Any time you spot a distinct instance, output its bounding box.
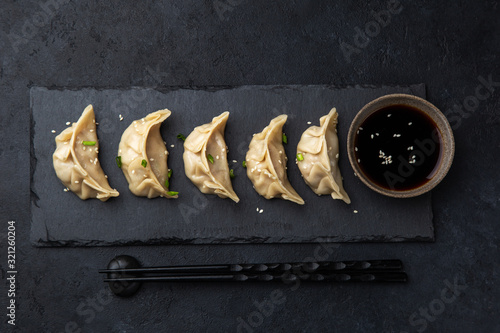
[53,104,119,201]
[118,109,178,199]
[246,115,304,205]
[183,112,239,203]
[296,108,351,204]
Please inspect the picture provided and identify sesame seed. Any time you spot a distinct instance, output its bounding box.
[359,127,363,130]
[307,121,311,125]
[354,210,358,213]
[132,170,135,174]
[74,180,79,184]
[63,188,69,192]
[357,159,360,163]
[119,114,123,121]
[170,144,175,148]
[387,114,391,117]
[64,142,68,145]
[95,122,99,125]
[256,207,259,212]
[150,158,154,161]
[355,147,358,151]
[279,151,282,154]
[232,160,237,163]
[51,130,56,133]
[89,129,94,132]
[336,153,339,158]
[66,121,71,125]
[105,175,108,178]
[371,134,374,139]
[408,122,412,125]
[82,146,86,151]
[354,173,357,177]
[216,155,219,160]
[164,151,168,155]
[376,133,379,136]
[259,209,264,213]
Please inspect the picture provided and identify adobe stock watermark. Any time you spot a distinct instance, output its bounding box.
[339,0,403,63]
[383,129,441,190]
[53,280,132,333]
[381,73,498,189]
[100,64,185,134]
[214,0,245,21]
[6,0,71,53]
[401,275,468,333]
[444,74,500,130]
[178,191,209,225]
[235,242,340,332]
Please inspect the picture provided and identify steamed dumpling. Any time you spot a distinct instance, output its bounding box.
[183,112,239,203]
[246,115,304,205]
[296,108,350,204]
[118,109,177,199]
[53,104,119,201]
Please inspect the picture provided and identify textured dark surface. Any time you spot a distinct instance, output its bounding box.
[1,0,499,332]
[31,84,432,247]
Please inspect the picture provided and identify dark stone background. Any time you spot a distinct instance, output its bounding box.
[1,0,499,332]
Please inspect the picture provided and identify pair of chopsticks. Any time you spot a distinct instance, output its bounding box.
[99,256,407,296]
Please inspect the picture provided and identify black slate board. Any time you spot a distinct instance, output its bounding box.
[30,84,433,247]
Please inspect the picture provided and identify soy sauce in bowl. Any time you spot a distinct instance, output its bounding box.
[353,104,443,191]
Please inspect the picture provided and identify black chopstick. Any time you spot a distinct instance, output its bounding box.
[103,272,407,283]
[98,259,403,275]
[99,256,407,296]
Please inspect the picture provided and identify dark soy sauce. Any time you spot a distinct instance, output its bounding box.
[354,104,443,191]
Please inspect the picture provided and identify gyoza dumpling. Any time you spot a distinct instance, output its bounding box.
[183,112,239,203]
[246,115,304,205]
[53,104,119,202]
[118,109,178,199]
[296,108,351,204]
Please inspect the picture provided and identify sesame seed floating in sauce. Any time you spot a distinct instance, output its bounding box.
[51,130,56,133]
[66,122,71,125]
[307,121,312,125]
[354,210,358,213]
